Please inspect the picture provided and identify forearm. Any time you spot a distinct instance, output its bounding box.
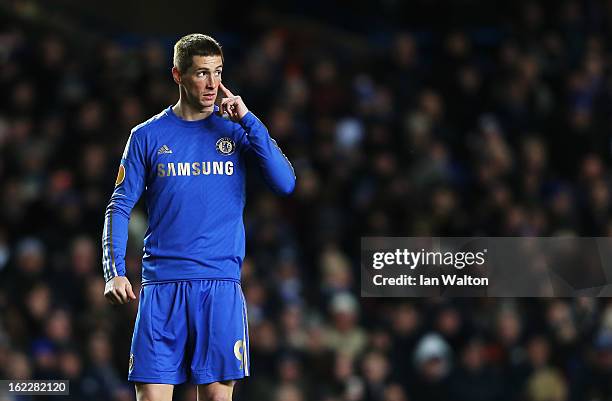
[101,199,130,282]
[240,112,296,195]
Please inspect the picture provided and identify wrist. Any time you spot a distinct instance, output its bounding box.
[239,108,250,120]
[239,111,255,125]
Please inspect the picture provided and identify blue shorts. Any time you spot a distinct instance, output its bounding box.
[127,279,250,385]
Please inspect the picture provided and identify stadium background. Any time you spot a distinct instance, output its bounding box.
[1,0,612,400]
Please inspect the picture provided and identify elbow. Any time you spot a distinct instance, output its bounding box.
[276,176,296,196]
[106,199,131,220]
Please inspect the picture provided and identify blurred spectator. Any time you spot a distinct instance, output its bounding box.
[361,350,391,401]
[274,383,304,401]
[409,333,451,401]
[383,383,409,401]
[448,338,505,401]
[323,292,367,358]
[58,347,86,400]
[279,304,308,351]
[82,330,123,401]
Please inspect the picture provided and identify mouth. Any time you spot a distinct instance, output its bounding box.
[203,93,216,100]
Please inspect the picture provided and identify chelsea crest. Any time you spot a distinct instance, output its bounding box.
[216,137,236,156]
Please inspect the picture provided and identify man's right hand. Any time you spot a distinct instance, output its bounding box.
[104,276,137,305]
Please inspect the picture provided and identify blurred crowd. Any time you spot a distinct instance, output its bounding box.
[1,0,612,400]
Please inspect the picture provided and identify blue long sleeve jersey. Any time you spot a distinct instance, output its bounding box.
[101,105,295,284]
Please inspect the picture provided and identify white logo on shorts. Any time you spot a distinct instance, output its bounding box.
[233,340,244,369]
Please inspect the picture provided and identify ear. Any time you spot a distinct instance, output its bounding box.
[171,66,181,85]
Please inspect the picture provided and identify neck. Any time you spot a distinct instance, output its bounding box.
[172,96,213,121]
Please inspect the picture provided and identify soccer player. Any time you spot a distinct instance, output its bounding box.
[101,33,295,401]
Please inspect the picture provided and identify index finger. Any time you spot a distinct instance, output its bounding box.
[218,82,234,97]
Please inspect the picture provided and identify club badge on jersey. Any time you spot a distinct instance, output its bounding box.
[216,137,236,156]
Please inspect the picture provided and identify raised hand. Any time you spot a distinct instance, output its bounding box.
[217,82,249,122]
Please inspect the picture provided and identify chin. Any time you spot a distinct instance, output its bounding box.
[198,101,214,111]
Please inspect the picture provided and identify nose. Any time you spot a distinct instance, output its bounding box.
[206,74,218,88]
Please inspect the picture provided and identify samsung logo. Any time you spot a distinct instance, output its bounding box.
[157,161,234,177]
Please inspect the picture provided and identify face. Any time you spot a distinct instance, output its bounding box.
[173,55,223,111]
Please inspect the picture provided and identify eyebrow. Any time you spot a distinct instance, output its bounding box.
[195,66,223,71]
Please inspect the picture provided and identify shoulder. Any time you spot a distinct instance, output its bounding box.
[122,109,170,159]
[130,108,170,137]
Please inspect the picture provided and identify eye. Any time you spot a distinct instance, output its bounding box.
[215,70,222,76]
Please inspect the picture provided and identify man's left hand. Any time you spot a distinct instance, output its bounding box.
[217,82,249,122]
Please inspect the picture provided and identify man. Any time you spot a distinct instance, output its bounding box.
[101,33,295,401]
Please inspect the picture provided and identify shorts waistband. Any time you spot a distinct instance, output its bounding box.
[141,278,241,286]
